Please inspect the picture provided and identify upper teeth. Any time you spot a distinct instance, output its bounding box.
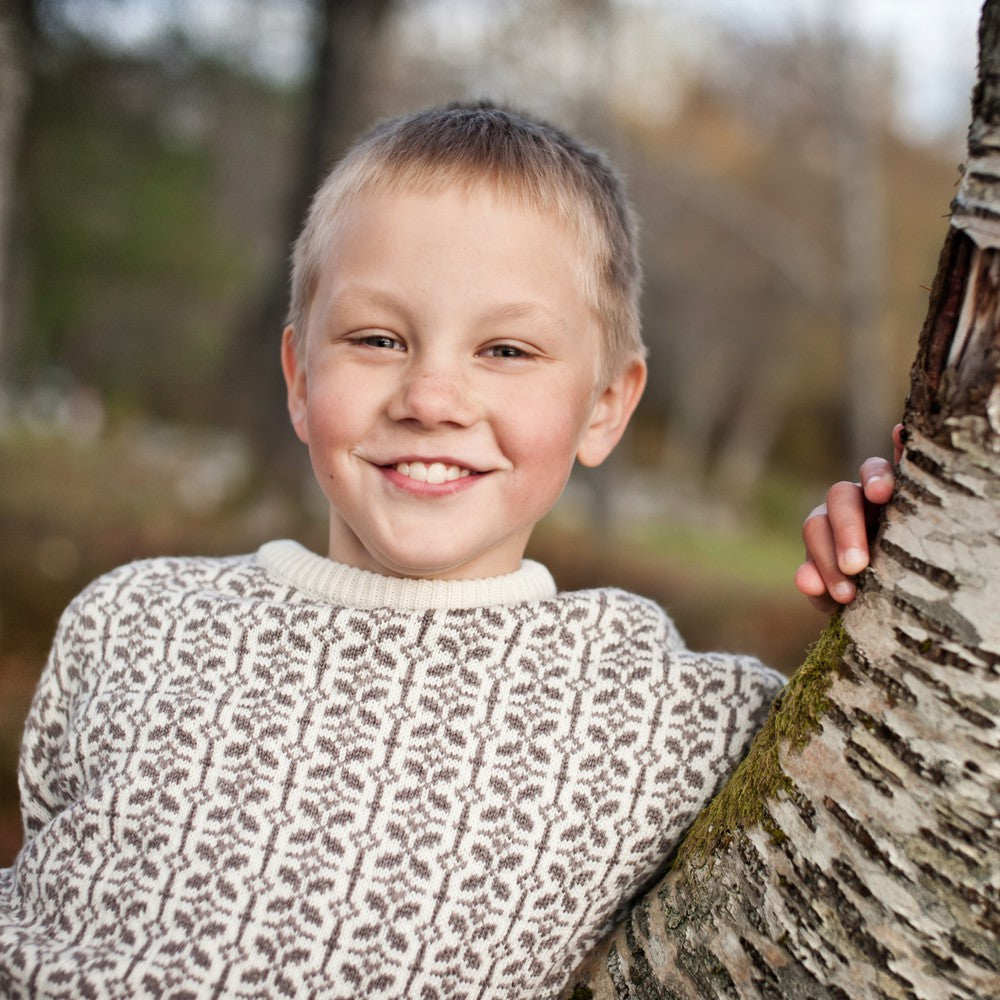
[395,461,472,484]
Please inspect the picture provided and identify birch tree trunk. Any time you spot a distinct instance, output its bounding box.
[561,3,1000,997]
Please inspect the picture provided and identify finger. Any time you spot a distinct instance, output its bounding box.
[824,481,870,576]
[795,560,840,614]
[892,422,904,465]
[859,456,894,506]
[794,558,827,597]
[802,501,858,602]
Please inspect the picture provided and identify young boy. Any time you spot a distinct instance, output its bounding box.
[0,103,893,998]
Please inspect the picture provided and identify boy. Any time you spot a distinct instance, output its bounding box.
[0,103,893,998]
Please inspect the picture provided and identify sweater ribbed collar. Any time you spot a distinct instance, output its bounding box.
[257,539,557,611]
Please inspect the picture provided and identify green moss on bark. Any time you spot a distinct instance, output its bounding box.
[675,615,850,869]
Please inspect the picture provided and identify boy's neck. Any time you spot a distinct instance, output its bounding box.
[259,540,557,610]
[326,517,534,583]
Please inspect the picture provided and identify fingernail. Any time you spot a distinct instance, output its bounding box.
[842,547,867,573]
[833,581,855,602]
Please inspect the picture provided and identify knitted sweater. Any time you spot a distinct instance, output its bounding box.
[0,540,784,999]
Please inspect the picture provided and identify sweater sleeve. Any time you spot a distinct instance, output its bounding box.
[17,595,91,842]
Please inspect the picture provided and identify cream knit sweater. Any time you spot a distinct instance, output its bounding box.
[0,541,784,998]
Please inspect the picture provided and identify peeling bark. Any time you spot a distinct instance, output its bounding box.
[561,3,1000,998]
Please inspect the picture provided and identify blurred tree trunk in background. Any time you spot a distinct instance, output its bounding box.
[827,14,892,468]
[230,0,396,475]
[562,2,1000,996]
[701,12,891,502]
[0,0,35,376]
[656,165,835,512]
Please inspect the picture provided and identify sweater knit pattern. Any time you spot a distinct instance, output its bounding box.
[0,542,784,998]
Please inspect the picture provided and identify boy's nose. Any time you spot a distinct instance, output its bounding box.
[386,364,479,428]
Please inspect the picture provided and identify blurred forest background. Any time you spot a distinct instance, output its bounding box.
[0,0,982,864]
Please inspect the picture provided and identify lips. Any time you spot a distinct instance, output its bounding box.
[394,461,473,484]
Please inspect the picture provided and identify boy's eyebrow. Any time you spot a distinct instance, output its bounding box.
[327,287,569,332]
[476,301,563,326]
[325,285,406,313]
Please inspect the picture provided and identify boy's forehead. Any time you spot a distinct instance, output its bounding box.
[318,181,592,279]
[316,189,590,298]
[316,188,578,286]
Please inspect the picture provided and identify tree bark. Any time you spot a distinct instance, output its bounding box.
[561,3,1000,997]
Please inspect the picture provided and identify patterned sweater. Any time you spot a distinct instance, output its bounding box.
[0,540,784,999]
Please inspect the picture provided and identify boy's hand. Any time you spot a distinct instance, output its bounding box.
[795,424,904,613]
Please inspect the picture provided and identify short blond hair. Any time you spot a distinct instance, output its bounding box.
[287,102,644,383]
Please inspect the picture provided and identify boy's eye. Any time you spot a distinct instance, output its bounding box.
[482,344,528,359]
[357,333,404,351]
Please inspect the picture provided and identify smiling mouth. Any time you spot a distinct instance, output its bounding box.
[393,461,474,484]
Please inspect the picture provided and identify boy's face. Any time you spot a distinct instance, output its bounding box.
[282,185,644,580]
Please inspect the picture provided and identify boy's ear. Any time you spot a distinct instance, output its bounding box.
[576,357,647,468]
[281,325,309,444]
